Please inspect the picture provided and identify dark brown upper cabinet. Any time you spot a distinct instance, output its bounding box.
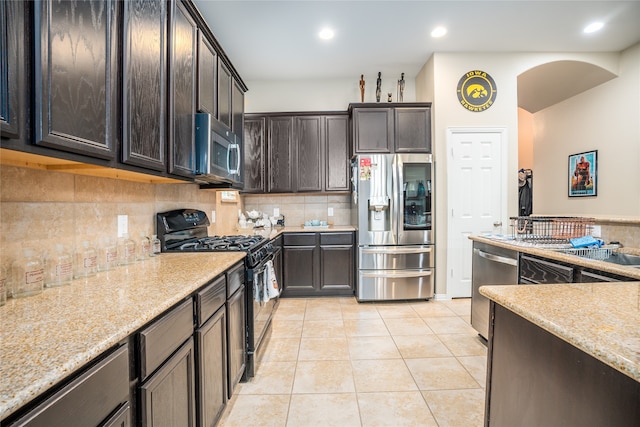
[122,0,167,171]
[243,112,349,194]
[394,107,432,153]
[350,103,432,155]
[217,61,232,129]
[325,115,350,191]
[197,31,217,116]
[33,0,118,160]
[295,116,323,192]
[168,0,197,177]
[267,116,295,193]
[231,80,244,144]
[243,116,266,193]
[0,0,29,145]
[351,107,393,154]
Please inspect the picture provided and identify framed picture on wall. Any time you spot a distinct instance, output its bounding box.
[568,150,597,197]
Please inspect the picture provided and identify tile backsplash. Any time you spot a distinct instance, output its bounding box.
[243,193,352,227]
[0,165,241,270]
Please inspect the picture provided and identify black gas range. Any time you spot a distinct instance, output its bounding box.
[156,209,273,268]
[156,209,279,381]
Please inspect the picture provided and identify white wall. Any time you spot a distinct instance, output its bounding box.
[244,77,417,113]
[533,43,640,216]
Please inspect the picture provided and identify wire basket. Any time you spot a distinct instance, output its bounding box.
[510,216,595,244]
[551,245,619,261]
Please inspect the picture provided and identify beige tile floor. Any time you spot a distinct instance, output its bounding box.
[219,297,486,427]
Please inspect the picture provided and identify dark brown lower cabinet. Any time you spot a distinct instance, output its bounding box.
[283,232,354,297]
[486,303,640,427]
[140,338,196,427]
[195,306,227,427]
[102,403,131,427]
[8,345,130,427]
[226,281,246,398]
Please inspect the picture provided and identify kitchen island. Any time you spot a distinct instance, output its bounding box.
[480,283,640,426]
[0,251,245,422]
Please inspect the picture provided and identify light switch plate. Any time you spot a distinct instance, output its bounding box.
[592,225,601,237]
[274,208,280,217]
[211,210,216,223]
[117,215,128,237]
[328,207,334,217]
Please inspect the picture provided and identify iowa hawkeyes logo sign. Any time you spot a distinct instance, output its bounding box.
[456,70,497,112]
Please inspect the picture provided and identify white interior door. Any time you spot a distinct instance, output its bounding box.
[446,128,507,298]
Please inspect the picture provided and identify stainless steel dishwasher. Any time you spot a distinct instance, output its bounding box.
[471,241,518,340]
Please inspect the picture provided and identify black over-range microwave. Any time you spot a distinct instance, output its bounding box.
[195,113,242,187]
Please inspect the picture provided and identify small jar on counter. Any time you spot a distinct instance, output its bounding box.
[75,241,98,278]
[99,237,119,271]
[12,248,44,298]
[150,235,161,257]
[119,234,136,265]
[0,263,7,306]
[137,233,150,261]
[46,244,73,287]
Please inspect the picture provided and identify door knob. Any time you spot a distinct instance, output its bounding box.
[493,221,502,227]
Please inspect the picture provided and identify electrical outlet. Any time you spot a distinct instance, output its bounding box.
[328,207,334,217]
[592,225,601,237]
[117,215,128,237]
[211,210,216,223]
[274,208,280,217]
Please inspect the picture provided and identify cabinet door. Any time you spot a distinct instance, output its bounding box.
[217,61,232,128]
[140,338,196,427]
[197,32,216,116]
[352,107,393,154]
[243,116,266,193]
[320,246,354,294]
[0,0,27,143]
[296,116,323,192]
[168,0,196,177]
[34,0,118,160]
[395,107,431,153]
[226,285,246,398]
[283,246,317,295]
[325,115,350,191]
[196,307,227,427]
[102,403,131,427]
[232,80,244,143]
[267,116,295,193]
[122,0,167,171]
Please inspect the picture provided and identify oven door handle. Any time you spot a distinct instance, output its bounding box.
[253,252,275,275]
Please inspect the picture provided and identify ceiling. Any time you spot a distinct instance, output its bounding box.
[193,1,640,110]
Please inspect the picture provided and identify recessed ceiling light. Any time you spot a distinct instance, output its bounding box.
[583,22,604,34]
[431,26,447,38]
[318,28,335,40]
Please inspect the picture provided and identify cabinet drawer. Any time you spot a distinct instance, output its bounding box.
[139,299,194,380]
[196,275,226,326]
[320,232,353,246]
[11,345,129,427]
[227,262,245,298]
[519,255,574,284]
[284,233,316,246]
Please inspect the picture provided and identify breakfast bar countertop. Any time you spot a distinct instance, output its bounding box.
[480,282,640,383]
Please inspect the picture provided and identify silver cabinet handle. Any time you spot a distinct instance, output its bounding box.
[475,249,517,266]
[361,270,432,279]
[362,246,432,255]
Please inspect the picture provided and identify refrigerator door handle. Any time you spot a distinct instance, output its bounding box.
[361,246,432,255]
[392,154,401,240]
[361,270,433,279]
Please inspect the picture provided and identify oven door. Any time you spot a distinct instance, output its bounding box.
[249,253,278,352]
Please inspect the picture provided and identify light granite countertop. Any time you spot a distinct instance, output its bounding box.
[252,225,356,239]
[0,251,245,421]
[480,283,640,383]
[470,235,640,280]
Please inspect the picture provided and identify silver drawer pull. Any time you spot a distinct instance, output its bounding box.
[361,270,432,279]
[361,247,432,255]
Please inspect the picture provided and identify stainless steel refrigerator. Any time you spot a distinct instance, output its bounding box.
[351,153,435,301]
